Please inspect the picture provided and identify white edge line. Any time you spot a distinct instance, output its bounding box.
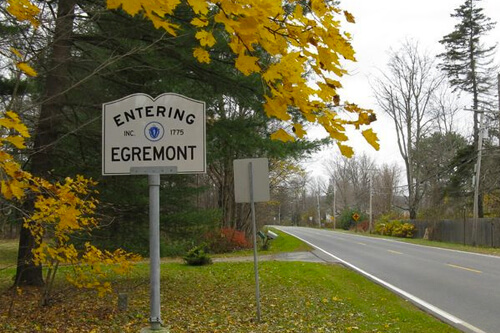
[278,228,487,333]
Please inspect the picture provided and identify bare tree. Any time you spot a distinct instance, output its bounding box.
[373,40,443,219]
[430,83,464,134]
[324,153,377,214]
[374,163,402,215]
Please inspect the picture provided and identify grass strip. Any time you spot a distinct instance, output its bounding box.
[1,261,459,332]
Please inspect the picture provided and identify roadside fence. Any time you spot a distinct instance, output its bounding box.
[410,218,500,248]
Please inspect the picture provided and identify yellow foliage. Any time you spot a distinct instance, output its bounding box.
[16,61,38,77]
[187,0,209,15]
[362,128,380,151]
[6,0,40,28]
[10,47,23,59]
[292,123,306,139]
[195,30,217,47]
[0,109,140,296]
[106,0,379,157]
[337,143,354,158]
[235,54,260,76]
[344,10,356,24]
[270,129,295,143]
[193,47,211,63]
[191,17,209,28]
[0,111,30,137]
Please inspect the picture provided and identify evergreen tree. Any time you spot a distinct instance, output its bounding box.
[438,0,497,144]
[438,0,497,219]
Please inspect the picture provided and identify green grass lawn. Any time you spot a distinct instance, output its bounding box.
[2,227,497,332]
[0,239,17,269]
[0,232,462,332]
[0,261,459,332]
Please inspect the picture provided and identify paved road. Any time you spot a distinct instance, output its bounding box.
[274,226,500,333]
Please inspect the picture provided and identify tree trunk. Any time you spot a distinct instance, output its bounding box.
[15,208,44,286]
[14,0,76,287]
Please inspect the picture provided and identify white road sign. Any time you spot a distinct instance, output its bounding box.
[102,93,206,175]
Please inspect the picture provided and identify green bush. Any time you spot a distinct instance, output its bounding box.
[338,207,367,230]
[183,244,212,266]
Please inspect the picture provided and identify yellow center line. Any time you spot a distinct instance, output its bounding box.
[387,250,403,255]
[357,242,367,246]
[446,263,482,274]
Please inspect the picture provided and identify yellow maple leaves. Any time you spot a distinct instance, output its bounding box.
[270,129,295,142]
[0,111,31,200]
[5,0,379,158]
[195,30,217,47]
[0,110,135,296]
[6,0,40,28]
[193,47,211,64]
[362,128,380,151]
[106,0,379,157]
[15,62,38,77]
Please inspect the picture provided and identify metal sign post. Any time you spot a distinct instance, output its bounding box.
[234,158,270,322]
[134,168,177,333]
[248,162,261,322]
[148,173,163,331]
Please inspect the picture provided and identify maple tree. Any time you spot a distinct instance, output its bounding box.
[107,0,379,156]
[2,0,140,295]
[0,110,139,296]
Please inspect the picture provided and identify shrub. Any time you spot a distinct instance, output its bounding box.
[338,207,367,230]
[183,245,212,266]
[400,222,417,238]
[205,227,251,253]
[374,219,416,238]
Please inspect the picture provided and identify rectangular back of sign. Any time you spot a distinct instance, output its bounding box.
[233,158,270,203]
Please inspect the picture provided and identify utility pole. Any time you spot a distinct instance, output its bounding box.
[497,73,500,145]
[369,174,373,233]
[317,188,321,228]
[472,111,485,246]
[332,179,336,229]
[465,107,499,245]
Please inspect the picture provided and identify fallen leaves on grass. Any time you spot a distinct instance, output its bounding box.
[0,262,459,332]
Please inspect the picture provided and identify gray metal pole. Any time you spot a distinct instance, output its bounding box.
[369,174,373,233]
[498,73,500,145]
[332,179,336,229]
[149,174,162,330]
[249,162,261,322]
[316,191,321,228]
[472,112,484,246]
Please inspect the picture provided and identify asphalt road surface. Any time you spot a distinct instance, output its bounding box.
[274,226,500,333]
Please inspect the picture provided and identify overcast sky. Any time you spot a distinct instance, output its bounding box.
[305,0,500,180]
